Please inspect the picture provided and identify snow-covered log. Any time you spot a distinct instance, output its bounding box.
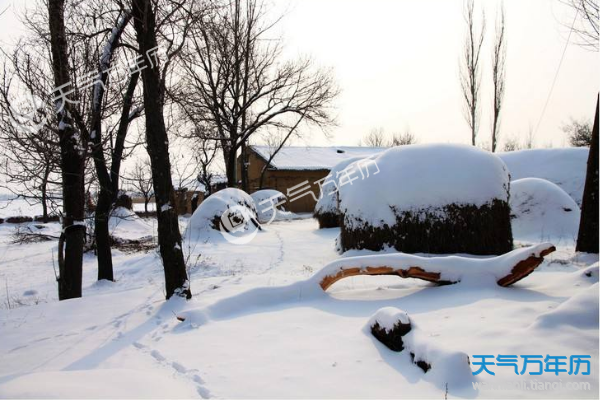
[317,243,556,290]
[368,307,472,384]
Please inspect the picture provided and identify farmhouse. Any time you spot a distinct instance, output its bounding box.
[238,145,386,212]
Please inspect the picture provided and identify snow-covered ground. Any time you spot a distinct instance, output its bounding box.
[0,210,598,398]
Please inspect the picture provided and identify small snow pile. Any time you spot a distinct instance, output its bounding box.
[498,147,588,205]
[368,307,472,388]
[530,283,599,330]
[250,190,294,224]
[338,144,513,255]
[368,306,410,330]
[510,178,580,244]
[184,188,260,241]
[108,207,153,240]
[314,156,366,228]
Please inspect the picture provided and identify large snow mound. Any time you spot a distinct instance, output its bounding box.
[498,147,588,205]
[510,178,580,244]
[339,144,510,228]
[184,188,259,241]
[250,190,294,224]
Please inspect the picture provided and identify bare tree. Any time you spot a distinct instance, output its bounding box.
[523,124,536,149]
[390,129,417,146]
[258,116,304,189]
[131,0,191,299]
[0,71,61,222]
[561,0,599,51]
[502,137,520,152]
[193,133,220,196]
[460,0,486,146]
[48,0,88,299]
[491,3,506,152]
[125,158,154,213]
[361,127,387,147]
[563,118,593,147]
[174,0,338,190]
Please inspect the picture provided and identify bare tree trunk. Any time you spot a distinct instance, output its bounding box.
[576,95,599,253]
[227,149,238,188]
[41,163,50,223]
[460,0,485,147]
[95,190,113,280]
[110,72,140,202]
[90,13,134,282]
[132,0,190,299]
[48,0,85,300]
[491,5,506,152]
[240,142,249,191]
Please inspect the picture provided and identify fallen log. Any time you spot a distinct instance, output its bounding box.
[318,243,556,291]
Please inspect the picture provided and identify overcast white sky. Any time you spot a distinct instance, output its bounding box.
[275,0,598,148]
[0,0,597,150]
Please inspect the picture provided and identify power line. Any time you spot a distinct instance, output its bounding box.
[533,9,579,137]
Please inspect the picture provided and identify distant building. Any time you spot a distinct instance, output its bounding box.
[239,145,386,212]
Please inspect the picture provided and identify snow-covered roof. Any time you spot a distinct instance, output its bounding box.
[250,145,387,170]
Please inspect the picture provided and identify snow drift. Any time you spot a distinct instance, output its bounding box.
[338,144,513,255]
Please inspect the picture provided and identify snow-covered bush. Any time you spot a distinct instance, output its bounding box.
[250,190,294,224]
[184,188,260,241]
[338,144,513,255]
[314,156,365,228]
[510,178,580,243]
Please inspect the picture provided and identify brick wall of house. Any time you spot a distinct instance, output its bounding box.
[239,149,329,213]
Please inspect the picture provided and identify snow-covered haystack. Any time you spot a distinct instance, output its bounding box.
[250,190,294,224]
[339,144,513,255]
[314,156,366,228]
[510,178,580,244]
[184,188,260,241]
[498,147,588,205]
